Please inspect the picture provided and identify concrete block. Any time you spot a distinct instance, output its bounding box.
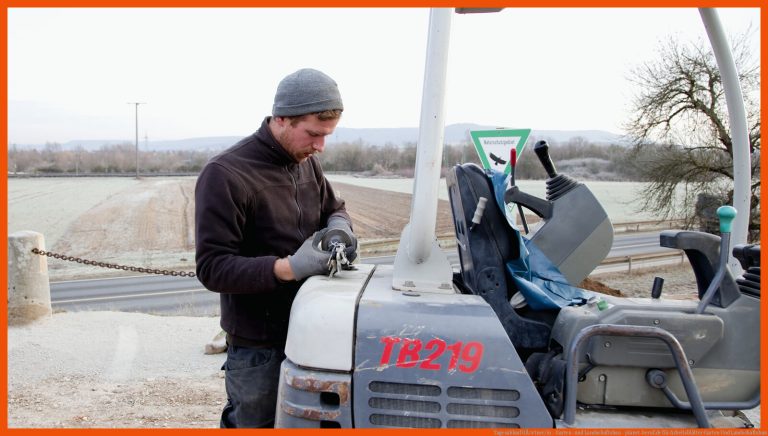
[8,231,52,325]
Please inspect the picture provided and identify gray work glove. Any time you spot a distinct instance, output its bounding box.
[288,233,331,281]
[319,216,358,263]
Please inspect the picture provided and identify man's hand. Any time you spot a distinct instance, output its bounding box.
[285,233,331,281]
[320,217,358,263]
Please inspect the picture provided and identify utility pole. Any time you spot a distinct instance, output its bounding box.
[127,102,146,179]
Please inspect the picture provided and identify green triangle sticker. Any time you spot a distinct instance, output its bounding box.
[470,129,531,174]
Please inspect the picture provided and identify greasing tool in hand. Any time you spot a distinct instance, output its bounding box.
[326,241,351,277]
[321,226,356,277]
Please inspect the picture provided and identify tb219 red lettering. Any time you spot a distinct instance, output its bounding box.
[378,336,484,373]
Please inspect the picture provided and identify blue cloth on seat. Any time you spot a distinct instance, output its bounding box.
[490,171,592,311]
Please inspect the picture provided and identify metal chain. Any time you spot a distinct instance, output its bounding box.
[31,248,196,277]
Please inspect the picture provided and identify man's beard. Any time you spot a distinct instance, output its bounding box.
[278,131,309,162]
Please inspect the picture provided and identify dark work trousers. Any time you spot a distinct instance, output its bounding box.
[220,344,285,428]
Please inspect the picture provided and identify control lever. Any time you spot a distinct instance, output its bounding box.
[503,140,567,219]
[651,277,664,299]
[508,147,517,186]
[504,143,553,219]
[534,139,558,178]
[534,140,580,201]
[695,206,737,314]
[508,148,530,234]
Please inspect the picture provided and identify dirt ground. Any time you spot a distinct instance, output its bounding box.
[8,312,226,428]
[9,374,224,428]
[336,181,456,240]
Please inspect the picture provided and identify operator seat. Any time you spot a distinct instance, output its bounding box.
[446,163,556,353]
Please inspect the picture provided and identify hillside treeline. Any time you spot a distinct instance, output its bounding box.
[8,143,213,175]
[318,138,640,181]
[8,138,644,181]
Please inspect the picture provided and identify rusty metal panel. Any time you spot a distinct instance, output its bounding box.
[275,360,352,428]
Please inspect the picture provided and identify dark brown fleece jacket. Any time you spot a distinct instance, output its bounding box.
[195,117,349,343]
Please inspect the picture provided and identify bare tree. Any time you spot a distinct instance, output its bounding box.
[624,32,760,239]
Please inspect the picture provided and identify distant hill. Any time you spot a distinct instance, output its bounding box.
[12,124,627,151]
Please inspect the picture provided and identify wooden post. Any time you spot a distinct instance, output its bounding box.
[8,231,52,325]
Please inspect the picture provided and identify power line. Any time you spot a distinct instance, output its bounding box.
[127,102,146,179]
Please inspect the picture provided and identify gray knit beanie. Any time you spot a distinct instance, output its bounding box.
[272,68,344,117]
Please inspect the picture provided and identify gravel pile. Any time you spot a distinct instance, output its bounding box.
[590,263,699,299]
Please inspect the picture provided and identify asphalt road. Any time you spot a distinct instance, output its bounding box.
[50,232,674,315]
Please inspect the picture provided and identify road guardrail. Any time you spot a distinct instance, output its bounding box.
[360,220,686,256]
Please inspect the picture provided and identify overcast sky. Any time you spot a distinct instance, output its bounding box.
[7,7,761,145]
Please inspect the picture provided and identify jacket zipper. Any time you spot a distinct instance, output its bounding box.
[288,168,305,241]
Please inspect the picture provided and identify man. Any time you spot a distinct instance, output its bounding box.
[194,68,357,428]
